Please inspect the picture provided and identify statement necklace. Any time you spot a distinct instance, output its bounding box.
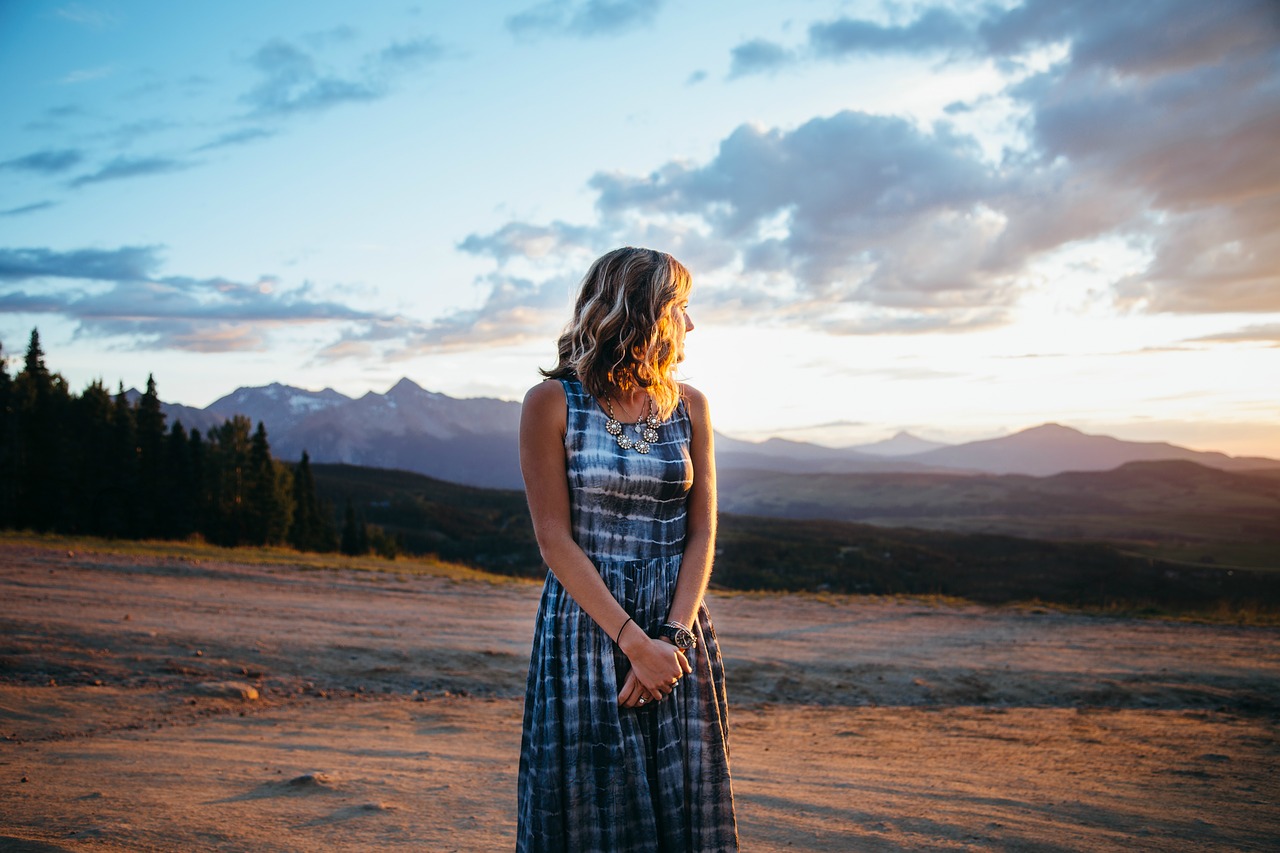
[605,398,661,454]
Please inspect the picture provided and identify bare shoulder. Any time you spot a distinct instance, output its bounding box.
[521,379,567,436]
[679,382,710,414]
[523,378,567,412]
[679,383,713,432]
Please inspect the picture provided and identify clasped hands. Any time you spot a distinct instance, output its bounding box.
[616,630,692,709]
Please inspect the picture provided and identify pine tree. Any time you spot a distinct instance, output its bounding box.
[135,375,167,537]
[188,428,207,538]
[206,416,253,546]
[0,340,15,528]
[244,421,292,545]
[289,451,336,552]
[162,421,195,538]
[104,383,139,537]
[13,329,71,531]
[70,380,116,534]
[340,498,367,556]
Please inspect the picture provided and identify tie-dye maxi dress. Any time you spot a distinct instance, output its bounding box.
[517,377,738,853]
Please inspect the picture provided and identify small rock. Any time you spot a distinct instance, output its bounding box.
[194,681,259,701]
[21,774,29,783]
[194,650,203,657]
[123,614,131,621]
[287,771,335,788]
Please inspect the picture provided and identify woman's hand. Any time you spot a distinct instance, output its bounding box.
[617,624,692,707]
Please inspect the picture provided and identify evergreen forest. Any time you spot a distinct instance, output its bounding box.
[0,329,375,555]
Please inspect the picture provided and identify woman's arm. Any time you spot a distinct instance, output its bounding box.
[520,381,691,705]
[665,383,717,629]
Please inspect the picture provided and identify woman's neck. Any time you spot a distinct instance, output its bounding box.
[607,387,651,422]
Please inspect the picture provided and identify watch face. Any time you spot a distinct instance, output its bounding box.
[668,626,695,649]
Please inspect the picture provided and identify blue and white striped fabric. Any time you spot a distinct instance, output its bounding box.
[517,377,738,852]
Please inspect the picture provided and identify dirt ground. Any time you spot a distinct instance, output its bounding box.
[1,542,1278,851]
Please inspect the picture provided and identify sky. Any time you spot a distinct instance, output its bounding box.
[2,0,1279,457]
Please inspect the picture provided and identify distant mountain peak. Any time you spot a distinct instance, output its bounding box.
[852,430,950,457]
[1021,422,1082,435]
[387,377,428,396]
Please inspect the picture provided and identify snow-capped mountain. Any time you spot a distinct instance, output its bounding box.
[154,382,1279,490]
[206,382,351,433]
[198,379,525,489]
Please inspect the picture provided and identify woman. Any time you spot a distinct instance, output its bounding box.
[517,247,738,852]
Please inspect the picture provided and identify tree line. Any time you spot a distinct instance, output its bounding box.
[0,329,391,556]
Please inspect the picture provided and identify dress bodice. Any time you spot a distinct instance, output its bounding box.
[560,377,692,563]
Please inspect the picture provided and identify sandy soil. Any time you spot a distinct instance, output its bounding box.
[1,542,1278,851]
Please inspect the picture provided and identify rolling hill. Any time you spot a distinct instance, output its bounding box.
[307,462,1280,616]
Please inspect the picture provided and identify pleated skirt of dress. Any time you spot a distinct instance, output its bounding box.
[516,554,738,853]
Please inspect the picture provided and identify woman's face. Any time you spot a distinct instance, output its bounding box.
[670,297,693,361]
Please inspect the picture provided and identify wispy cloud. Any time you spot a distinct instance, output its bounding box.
[56,3,116,28]
[239,34,445,119]
[0,202,57,218]
[68,156,194,188]
[241,39,381,117]
[59,65,115,84]
[0,245,401,354]
[0,148,85,174]
[194,127,276,152]
[507,0,664,39]
[376,37,446,68]
[1190,323,1280,346]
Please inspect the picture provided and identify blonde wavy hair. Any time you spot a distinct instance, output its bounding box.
[543,247,692,419]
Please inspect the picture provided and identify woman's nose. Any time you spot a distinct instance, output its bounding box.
[684,311,694,332]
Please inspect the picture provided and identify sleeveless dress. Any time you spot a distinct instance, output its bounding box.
[516,378,738,853]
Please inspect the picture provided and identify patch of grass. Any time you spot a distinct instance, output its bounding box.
[0,530,529,585]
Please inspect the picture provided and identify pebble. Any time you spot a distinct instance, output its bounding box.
[194,681,259,701]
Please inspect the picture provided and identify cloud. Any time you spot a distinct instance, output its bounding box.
[376,37,446,68]
[1190,323,1280,346]
[56,4,116,27]
[770,0,1277,73]
[239,35,445,119]
[507,0,663,39]
[809,8,977,59]
[0,202,57,218]
[68,156,193,188]
[591,111,1011,309]
[194,127,276,152]
[313,274,572,361]
[0,245,399,353]
[241,39,381,117]
[1011,10,1280,313]
[1,148,85,174]
[0,246,161,281]
[727,39,796,78]
[711,0,1280,317]
[458,221,602,264]
[24,104,90,132]
[59,65,115,84]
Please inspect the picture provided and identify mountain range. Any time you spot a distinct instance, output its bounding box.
[152,379,1280,490]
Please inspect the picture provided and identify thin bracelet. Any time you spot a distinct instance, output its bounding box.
[615,616,634,645]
